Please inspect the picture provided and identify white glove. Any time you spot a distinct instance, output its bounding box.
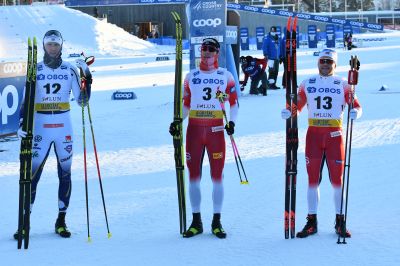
[17,127,27,139]
[281,109,291,120]
[349,108,361,120]
[75,59,91,78]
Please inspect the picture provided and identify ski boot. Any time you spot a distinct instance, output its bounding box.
[335,214,351,238]
[211,213,227,239]
[55,212,71,238]
[296,214,318,238]
[183,213,203,238]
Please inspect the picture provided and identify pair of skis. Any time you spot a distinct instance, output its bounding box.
[284,16,298,239]
[17,37,37,249]
[171,11,187,235]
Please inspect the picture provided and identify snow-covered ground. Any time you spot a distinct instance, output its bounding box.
[1,4,400,266]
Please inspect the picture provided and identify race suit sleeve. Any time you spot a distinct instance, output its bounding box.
[225,72,239,123]
[70,64,89,106]
[182,73,191,120]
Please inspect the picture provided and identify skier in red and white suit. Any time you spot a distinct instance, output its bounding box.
[169,38,238,239]
[281,49,362,238]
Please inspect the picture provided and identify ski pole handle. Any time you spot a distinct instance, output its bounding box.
[348,56,360,85]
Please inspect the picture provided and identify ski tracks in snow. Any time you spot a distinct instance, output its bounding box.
[1,118,399,179]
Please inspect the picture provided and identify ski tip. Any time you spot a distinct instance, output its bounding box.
[28,37,31,45]
[287,16,292,28]
[33,37,37,45]
[87,236,92,243]
[293,16,298,28]
[240,181,249,185]
[107,232,112,239]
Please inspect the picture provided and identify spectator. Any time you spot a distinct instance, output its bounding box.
[262,26,282,90]
[240,55,268,96]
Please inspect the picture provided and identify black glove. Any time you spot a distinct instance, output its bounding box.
[240,84,245,91]
[169,121,180,136]
[225,121,235,135]
[279,58,283,64]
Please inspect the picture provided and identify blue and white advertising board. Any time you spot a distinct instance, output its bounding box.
[189,0,227,69]
[240,27,249,51]
[308,25,318,48]
[326,24,336,48]
[0,62,26,137]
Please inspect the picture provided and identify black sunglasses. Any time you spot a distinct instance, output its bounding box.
[319,58,334,65]
[201,45,218,53]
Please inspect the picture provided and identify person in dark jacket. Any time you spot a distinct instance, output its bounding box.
[262,26,282,90]
[240,55,268,96]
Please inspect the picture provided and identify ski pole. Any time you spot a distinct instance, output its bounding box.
[81,85,91,243]
[337,55,360,244]
[84,93,112,239]
[216,91,249,184]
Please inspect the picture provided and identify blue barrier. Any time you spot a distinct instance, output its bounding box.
[148,38,189,49]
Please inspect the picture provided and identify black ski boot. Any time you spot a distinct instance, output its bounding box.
[296,214,317,238]
[211,213,227,239]
[183,213,203,238]
[335,214,351,238]
[55,212,71,238]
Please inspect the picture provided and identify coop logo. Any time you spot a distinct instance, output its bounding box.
[193,18,222,28]
[261,8,276,15]
[226,29,237,39]
[112,91,136,100]
[367,23,383,30]
[278,10,293,17]
[244,6,258,12]
[297,13,311,20]
[350,21,364,27]
[0,85,19,125]
[228,3,241,9]
[314,15,329,22]
[332,18,346,25]
[3,63,24,74]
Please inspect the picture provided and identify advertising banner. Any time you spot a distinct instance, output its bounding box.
[256,27,265,50]
[189,0,226,69]
[240,27,249,51]
[326,24,336,48]
[0,62,26,137]
[308,25,318,48]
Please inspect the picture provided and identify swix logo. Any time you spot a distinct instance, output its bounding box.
[0,85,19,125]
[3,63,24,74]
[193,18,222,28]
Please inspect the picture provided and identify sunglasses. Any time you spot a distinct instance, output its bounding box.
[201,45,218,53]
[319,58,334,65]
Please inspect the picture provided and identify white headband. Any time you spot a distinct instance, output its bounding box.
[319,49,337,63]
[43,34,62,46]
